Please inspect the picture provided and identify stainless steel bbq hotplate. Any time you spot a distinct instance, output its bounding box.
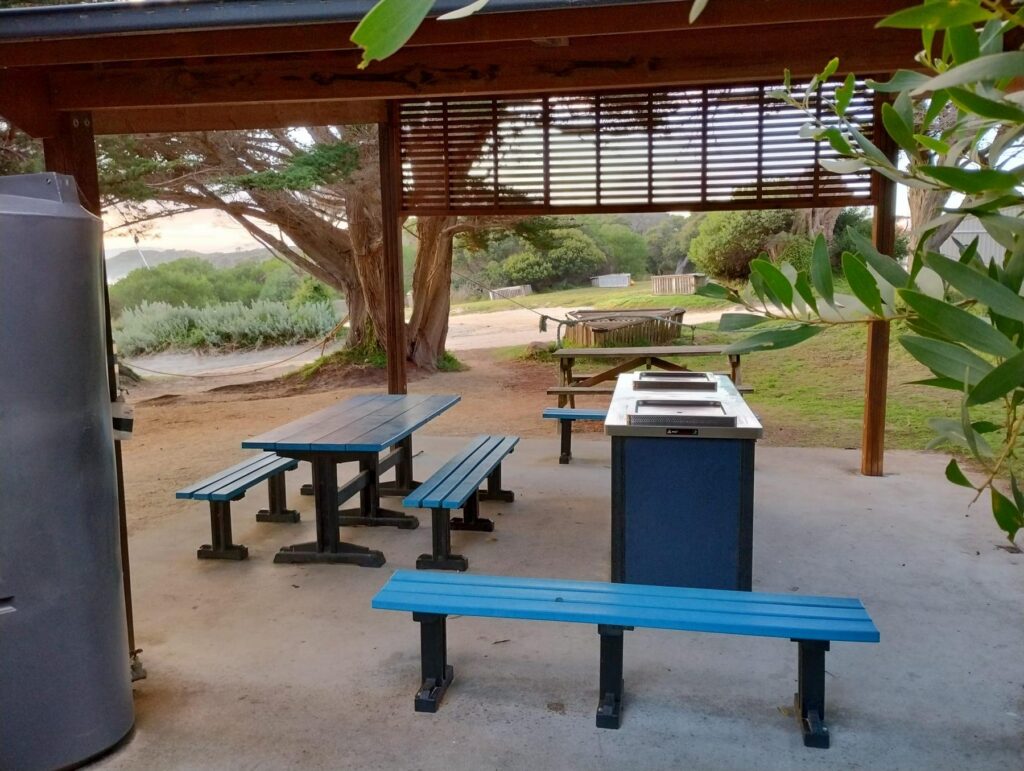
[626,399,737,427]
[631,372,718,391]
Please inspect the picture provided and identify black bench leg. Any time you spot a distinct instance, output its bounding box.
[413,612,454,713]
[478,463,515,503]
[198,500,248,560]
[596,624,631,729]
[417,508,469,571]
[450,493,494,533]
[257,471,301,523]
[559,419,572,464]
[794,639,831,749]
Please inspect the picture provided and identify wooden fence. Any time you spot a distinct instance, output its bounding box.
[562,308,686,347]
[651,274,707,295]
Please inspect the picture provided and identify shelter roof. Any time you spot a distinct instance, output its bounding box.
[0,0,920,138]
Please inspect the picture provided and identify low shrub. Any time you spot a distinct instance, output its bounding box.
[114,300,338,356]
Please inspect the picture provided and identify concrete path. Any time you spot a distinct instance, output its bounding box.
[99,441,1023,770]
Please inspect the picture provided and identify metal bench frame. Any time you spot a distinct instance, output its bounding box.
[176,453,299,560]
[403,436,518,572]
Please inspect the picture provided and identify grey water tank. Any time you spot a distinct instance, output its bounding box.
[0,173,134,769]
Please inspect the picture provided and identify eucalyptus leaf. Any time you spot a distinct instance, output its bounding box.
[696,282,734,300]
[879,2,994,30]
[915,51,1024,93]
[920,165,1021,193]
[866,70,931,92]
[923,253,1024,321]
[882,102,918,152]
[723,324,824,355]
[899,290,1019,358]
[819,158,867,174]
[990,488,1022,540]
[947,86,1024,122]
[810,235,834,305]
[947,23,981,64]
[835,73,856,116]
[351,0,434,68]
[967,351,1024,405]
[842,252,885,316]
[718,313,770,332]
[899,335,993,384]
[750,259,794,311]
[944,458,974,488]
[848,227,910,287]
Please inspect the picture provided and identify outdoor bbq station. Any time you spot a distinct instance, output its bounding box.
[4,2,1013,770]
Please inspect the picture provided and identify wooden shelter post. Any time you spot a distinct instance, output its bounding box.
[861,94,899,477]
[42,111,141,677]
[379,103,408,394]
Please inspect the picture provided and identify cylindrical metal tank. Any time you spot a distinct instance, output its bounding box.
[0,173,134,769]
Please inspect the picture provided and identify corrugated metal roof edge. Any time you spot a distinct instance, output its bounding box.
[0,0,664,42]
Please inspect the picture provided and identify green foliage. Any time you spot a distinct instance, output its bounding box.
[436,351,466,372]
[699,1,1024,542]
[643,216,688,274]
[497,229,607,290]
[114,300,338,356]
[229,144,359,191]
[542,229,608,287]
[589,222,648,276]
[774,235,814,274]
[501,252,552,287]
[109,258,334,318]
[289,275,334,308]
[293,341,387,379]
[688,209,794,280]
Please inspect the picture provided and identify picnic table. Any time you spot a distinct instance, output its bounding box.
[551,345,742,407]
[243,393,459,566]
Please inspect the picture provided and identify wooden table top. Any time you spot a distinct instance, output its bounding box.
[553,345,731,358]
[243,393,460,453]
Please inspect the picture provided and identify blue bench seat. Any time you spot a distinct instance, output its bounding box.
[176,452,299,560]
[542,407,607,464]
[373,570,879,747]
[403,435,518,572]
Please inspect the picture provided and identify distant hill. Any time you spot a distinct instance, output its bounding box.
[105,247,274,283]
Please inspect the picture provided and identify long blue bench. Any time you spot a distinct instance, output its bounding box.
[373,570,879,748]
[403,435,518,572]
[542,407,607,464]
[176,452,299,560]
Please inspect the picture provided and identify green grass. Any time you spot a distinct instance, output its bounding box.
[507,321,1000,452]
[452,280,730,315]
[654,322,1000,450]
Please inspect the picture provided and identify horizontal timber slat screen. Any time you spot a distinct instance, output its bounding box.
[398,82,875,216]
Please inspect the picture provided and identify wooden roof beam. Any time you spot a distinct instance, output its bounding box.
[91,100,387,136]
[0,0,909,68]
[47,21,920,112]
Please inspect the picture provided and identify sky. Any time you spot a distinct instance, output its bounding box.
[103,208,258,256]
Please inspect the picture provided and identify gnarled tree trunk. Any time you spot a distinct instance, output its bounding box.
[408,216,458,368]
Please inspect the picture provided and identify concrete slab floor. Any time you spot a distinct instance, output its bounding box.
[98,438,1023,771]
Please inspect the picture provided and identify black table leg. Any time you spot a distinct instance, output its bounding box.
[379,435,421,498]
[339,452,420,530]
[275,456,385,566]
[257,471,300,523]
